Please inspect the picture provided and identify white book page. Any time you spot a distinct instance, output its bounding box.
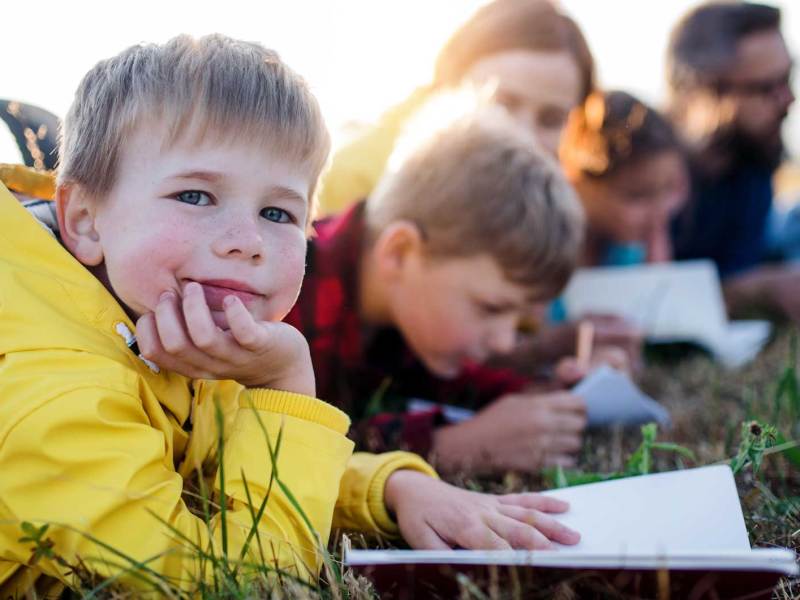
[573,365,670,426]
[346,468,799,575]
[562,261,770,367]
[541,466,750,554]
[563,261,727,342]
[706,321,773,369]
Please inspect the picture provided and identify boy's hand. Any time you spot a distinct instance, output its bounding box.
[384,470,580,550]
[553,344,632,385]
[431,391,586,474]
[135,283,315,396]
[580,313,644,373]
[527,316,644,374]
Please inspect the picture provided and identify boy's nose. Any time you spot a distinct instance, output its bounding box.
[212,221,265,262]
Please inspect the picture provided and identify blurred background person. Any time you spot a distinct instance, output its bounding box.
[518,91,689,372]
[317,0,595,216]
[560,90,689,268]
[667,1,799,321]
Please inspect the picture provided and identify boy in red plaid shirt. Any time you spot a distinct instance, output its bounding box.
[287,102,590,475]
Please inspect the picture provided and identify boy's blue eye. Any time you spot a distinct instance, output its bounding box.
[175,191,212,206]
[260,207,292,223]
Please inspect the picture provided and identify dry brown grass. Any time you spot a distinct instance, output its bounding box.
[340,328,800,599]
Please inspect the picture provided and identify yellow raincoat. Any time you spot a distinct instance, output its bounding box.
[316,85,433,216]
[0,174,435,597]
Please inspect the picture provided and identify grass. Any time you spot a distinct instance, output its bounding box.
[15,329,800,599]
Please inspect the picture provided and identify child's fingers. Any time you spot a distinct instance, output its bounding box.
[182,282,232,357]
[224,296,269,351]
[135,313,165,362]
[549,393,588,415]
[551,412,588,433]
[451,520,512,551]
[554,357,586,385]
[497,493,570,514]
[546,432,584,453]
[154,292,192,353]
[137,313,211,378]
[543,454,578,468]
[154,291,214,368]
[496,505,580,546]
[404,523,452,550]
[484,513,553,550]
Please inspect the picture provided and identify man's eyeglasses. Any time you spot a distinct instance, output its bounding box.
[716,69,794,99]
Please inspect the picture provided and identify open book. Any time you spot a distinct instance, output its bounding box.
[561,260,772,368]
[346,466,798,599]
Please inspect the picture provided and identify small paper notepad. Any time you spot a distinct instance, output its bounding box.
[561,260,772,368]
[573,365,670,427]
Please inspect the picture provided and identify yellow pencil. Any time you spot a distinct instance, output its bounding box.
[576,321,595,371]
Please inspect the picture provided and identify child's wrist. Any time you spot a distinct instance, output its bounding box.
[241,362,316,397]
[384,469,430,516]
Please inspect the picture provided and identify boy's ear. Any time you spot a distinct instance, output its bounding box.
[373,221,425,279]
[56,183,104,266]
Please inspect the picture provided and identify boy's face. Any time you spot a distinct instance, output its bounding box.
[73,123,312,329]
[387,251,540,379]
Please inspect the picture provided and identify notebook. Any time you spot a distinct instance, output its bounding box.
[561,260,772,368]
[346,466,798,599]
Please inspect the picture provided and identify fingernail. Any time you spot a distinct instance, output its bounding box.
[223,295,237,308]
[185,281,201,295]
[159,291,174,303]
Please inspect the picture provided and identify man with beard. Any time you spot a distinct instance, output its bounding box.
[668,2,798,320]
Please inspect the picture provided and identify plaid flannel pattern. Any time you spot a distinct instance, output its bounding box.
[286,201,529,455]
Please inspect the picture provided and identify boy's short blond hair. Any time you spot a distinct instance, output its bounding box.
[366,101,585,298]
[58,34,330,212]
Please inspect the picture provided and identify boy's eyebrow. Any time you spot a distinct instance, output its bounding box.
[170,170,225,183]
[265,185,307,204]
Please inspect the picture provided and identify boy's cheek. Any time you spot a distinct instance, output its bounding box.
[106,235,192,313]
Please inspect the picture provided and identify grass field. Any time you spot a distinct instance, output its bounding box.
[33,329,800,599]
[336,328,800,599]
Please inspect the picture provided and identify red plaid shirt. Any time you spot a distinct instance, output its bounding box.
[286,201,529,455]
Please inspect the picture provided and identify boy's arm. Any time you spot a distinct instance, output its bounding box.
[335,455,581,551]
[333,451,437,535]
[0,352,352,592]
[354,364,529,455]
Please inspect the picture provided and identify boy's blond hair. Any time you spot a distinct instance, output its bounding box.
[58,34,330,212]
[366,100,585,298]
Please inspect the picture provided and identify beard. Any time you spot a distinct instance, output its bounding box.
[701,116,787,174]
[727,127,785,172]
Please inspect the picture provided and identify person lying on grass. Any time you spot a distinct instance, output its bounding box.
[285,93,596,474]
[0,35,578,597]
[518,90,690,371]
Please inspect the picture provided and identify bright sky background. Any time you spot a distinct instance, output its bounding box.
[2,0,799,163]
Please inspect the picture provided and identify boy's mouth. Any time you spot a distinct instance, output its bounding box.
[190,279,264,310]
